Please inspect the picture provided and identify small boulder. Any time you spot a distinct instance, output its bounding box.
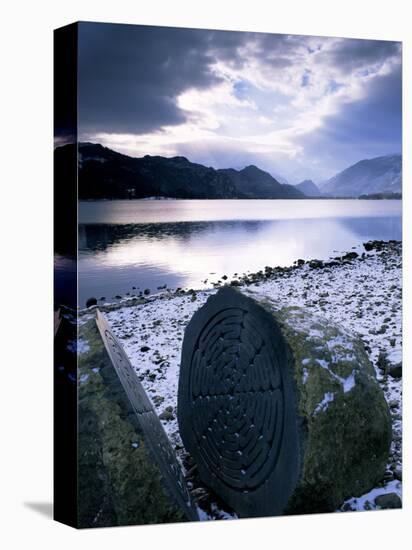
[388,362,402,379]
[376,352,389,374]
[178,287,392,518]
[343,251,359,261]
[159,407,175,421]
[394,468,402,481]
[363,240,385,252]
[308,259,323,269]
[85,297,97,308]
[374,493,402,509]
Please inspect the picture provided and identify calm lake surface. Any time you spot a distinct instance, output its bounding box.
[78,199,402,307]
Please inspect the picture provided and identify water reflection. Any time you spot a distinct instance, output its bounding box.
[79,198,401,225]
[78,200,401,307]
[79,220,272,252]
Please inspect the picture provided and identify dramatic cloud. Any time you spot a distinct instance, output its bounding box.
[78,23,247,134]
[78,22,401,182]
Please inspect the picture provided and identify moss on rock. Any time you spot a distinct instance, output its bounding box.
[257,299,392,513]
[78,320,187,527]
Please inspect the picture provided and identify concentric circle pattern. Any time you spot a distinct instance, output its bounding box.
[188,307,284,492]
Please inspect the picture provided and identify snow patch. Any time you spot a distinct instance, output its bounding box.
[387,349,402,364]
[316,359,356,393]
[314,392,334,415]
[302,368,309,384]
[342,371,356,393]
[68,338,90,355]
[77,339,90,354]
[340,480,402,511]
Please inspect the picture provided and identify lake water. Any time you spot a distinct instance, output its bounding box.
[78,199,402,307]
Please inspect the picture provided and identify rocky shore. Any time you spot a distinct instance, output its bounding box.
[79,240,402,518]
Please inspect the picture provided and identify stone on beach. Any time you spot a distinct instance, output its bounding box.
[77,319,197,526]
[374,492,402,509]
[177,287,392,517]
[85,297,97,308]
[388,362,402,379]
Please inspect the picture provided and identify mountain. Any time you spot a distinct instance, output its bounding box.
[66,143,305,200]
[272,172,290,186]
[219,165,303,199]
[77,143,238,199]
[320,154,402,197]
[294,179,322,197]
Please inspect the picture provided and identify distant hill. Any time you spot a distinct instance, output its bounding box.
[272,172,289,186]
[219,165,303,199]
[320,154,402,197]
[358,192,402,200]
[294,179,322,197]
[60,143,305,200]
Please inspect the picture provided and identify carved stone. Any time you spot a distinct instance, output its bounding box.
[178,287,391,517]
[88,311,199,523]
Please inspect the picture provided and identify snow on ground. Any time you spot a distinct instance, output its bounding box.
[95,241,402,517]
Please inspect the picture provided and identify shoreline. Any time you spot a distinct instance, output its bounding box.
[79,239,401,314]
[79,197,403,202]
[79,239,402,518]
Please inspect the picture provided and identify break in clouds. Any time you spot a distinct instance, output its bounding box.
[78,23,401,183]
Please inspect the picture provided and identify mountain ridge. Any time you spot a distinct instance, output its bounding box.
[71,143,305,200]
[321,154,402,197]
[294,179,322,197]
[56,143,402,200]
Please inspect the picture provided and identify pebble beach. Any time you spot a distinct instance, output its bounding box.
[80,239,402,518]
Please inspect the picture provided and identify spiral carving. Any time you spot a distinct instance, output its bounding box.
[187,306,285,492]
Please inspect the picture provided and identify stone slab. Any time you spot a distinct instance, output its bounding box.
[95,310,199,522]
[178,287,300,517]
[178,286,391,517]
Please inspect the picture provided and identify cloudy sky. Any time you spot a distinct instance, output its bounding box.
[78,22,401,183]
